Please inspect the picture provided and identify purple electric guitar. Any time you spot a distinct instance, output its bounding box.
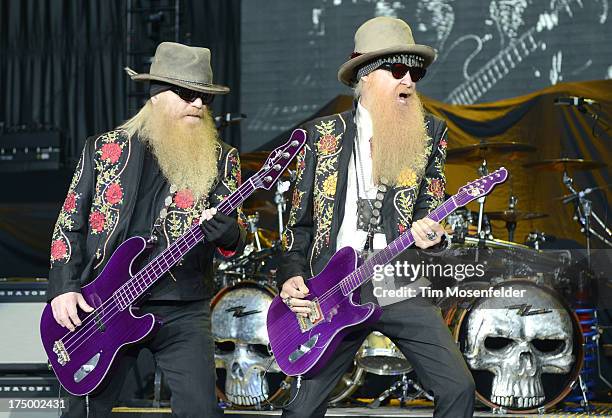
[40,129,307,396]
[267,168,508,377]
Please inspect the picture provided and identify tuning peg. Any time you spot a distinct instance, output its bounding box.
[282,152,290,159]
[290,140,299,147]
[273,164,282,170]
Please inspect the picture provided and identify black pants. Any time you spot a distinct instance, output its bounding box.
[62,300,222,418]
[282,296,475,418]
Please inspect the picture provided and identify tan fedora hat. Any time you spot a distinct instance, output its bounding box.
[125,42,229,95]
[338,16,436,86]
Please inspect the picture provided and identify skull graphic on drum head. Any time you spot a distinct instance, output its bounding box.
[463,283,576,409]
[212,283,281,406]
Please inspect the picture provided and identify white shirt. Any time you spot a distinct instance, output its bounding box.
[336,102,387,252]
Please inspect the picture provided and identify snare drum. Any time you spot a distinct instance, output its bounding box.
[356,332,412,376]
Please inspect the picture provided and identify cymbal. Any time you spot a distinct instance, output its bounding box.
[523,158,607,172]
[487,210,548,222]
[446,141,536,163]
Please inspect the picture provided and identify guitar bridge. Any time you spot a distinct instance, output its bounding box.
[53,340,70,366]
[297,298,323,332]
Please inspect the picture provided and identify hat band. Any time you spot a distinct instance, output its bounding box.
[355,53,425,83]
[151,73,217,87]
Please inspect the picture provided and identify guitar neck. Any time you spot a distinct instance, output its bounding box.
[340,194,463,295]
[118,178,259,305]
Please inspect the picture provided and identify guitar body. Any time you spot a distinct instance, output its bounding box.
[40,237,161,395]
[267,168,509,378]
[267,246,382,377]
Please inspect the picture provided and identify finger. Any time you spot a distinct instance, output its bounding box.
[210,208,217,216]
[77,294,94,312]
[289,298,311,307]
[58,309,75,331]
[296,282,310,295]
[291,306,312,314]
[67,304,82,327]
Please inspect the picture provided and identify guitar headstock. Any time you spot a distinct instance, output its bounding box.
[456,167,509,206]
[252,129,307,190]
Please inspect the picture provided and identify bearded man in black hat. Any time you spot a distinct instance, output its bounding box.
[277,17,475,418]
[47,42,246,417]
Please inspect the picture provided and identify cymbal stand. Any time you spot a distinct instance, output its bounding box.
[476,159,489,237]
[274,178,291,237]
[506,194,518,242]
[563,172,612,259]
[367,374,433,409]
[247,213,262,251]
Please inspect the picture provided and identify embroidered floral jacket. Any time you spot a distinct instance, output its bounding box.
[277,110,448,288]
[48,129,246,301]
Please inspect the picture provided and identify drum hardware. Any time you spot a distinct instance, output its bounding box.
[367,374,433,409]
[274,175,292,236]
[562,172,612,260]
[246,213,263,251]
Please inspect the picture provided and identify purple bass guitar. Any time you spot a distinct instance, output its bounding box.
[267,168,508,377]
[40,129,306,396]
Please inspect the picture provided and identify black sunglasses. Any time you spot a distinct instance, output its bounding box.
[171,86,215,105]
[378,63,426,82]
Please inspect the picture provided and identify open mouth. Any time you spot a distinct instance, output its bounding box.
[397,92,410,104]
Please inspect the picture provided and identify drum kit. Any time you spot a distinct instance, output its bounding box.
[208,142,610,413]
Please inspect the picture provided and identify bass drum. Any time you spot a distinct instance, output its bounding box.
[210,281,366,408]
[440,279,583,413]
[211,281,290,407]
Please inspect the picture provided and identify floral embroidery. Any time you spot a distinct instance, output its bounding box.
[89,131,130,268]
[174,189,195,209]
[428,178,445,200]
[100,142,122,163]
[50,148,85,266]
[63,193,77,212]
[311,117,343,260]
[287,146,307,227]
[89,211,106,233]
[50,239,68,261]
[394,189,416,234]
[322,173,337,197]
[315,121,341,156]
[105,183,123,205]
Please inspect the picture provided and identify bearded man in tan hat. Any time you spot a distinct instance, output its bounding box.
[47,42,246,417]
[276,17,475,417]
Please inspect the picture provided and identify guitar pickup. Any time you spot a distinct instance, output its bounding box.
[297,298,323,332]
[288,334,319,363]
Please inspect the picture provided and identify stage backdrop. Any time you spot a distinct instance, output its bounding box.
[255,80,612,249]
[241,0,612,151]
